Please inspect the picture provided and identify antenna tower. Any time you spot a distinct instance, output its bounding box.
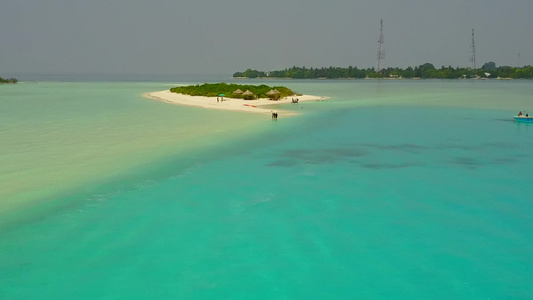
[470,28,476,69]
[377,19,385,73]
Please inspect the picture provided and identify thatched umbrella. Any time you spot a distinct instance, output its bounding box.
[242,90,255,100]
[266,89,281,100]
[233,89,243,95]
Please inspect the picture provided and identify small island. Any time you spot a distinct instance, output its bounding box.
[144,83,325,116]
[0,76,18,84]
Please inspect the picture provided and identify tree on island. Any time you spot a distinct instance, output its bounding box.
[482,62,497,71]
[233,69,267,78]
[0,77,18,83]
[170,83,297,99]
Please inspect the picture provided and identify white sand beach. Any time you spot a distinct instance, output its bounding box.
[143,90,327,116]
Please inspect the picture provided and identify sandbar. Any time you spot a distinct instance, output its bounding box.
[143,90,327,116]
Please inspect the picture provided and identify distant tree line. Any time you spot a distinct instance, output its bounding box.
[233,63,533,79]
[0,76,18,83]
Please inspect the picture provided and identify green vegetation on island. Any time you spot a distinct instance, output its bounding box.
[170,83,297,100]
[0,76,18,84]
[234,62,533,79]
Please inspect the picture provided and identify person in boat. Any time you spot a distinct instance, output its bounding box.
[527,113,529,117]
[519,111,523,116]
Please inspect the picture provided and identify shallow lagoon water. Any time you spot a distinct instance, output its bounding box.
[0,79,532,299]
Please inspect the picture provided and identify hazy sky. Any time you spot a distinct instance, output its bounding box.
[1,0,532,76]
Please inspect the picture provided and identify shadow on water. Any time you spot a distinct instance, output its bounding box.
[265,139,526,171]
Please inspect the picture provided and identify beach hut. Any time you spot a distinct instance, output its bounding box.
[266,89,281,100]
[233,89,243,95]
[242,90,255,100]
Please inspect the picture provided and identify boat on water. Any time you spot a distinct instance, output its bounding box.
[514,115,533,123]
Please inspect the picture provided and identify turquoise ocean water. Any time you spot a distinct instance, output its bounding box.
[0,78,532,299]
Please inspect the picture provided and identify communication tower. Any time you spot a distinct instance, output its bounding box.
[377,19,385,72]
[470,28,476,69]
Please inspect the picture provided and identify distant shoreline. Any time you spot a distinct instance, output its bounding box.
[233,76,515,80]
[0,77,18,84]
[233,64,531,80]
[143,90,327,116]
